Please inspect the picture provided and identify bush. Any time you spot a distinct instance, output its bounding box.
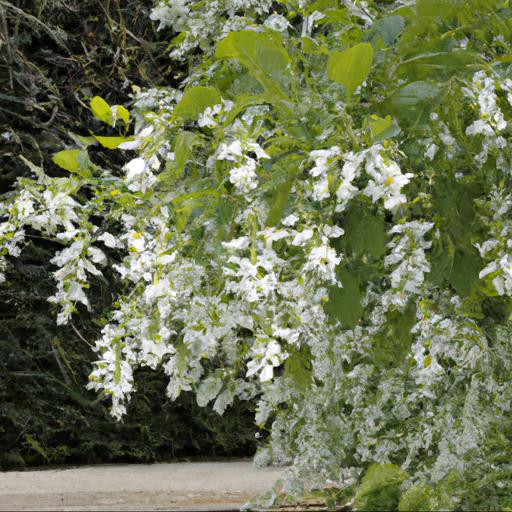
[2,0,512,508]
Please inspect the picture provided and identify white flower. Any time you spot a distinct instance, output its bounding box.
[304,242,341,284]
[322,225,344,238]
[222,236,250,250]
[466,119,494,137]
[229,158,258,193]
[312,175,330,200]
[125,157,146,179]
[127,231,145,252]
[246,141,270,160]
[98,232,123,249]
[217,140,243,161]
[364,148,413,210]
[309,146,340,177]
[124,158,156,193]
[425,143,438,161]
[87,247,107,266]
[50,240,84,267]
[291,228,314,246]
[282,214,299,227]
[198,103,223,128]
[246,339,286,382]
[264,13,290,32]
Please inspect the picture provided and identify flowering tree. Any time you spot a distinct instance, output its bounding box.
[2,0,512,508]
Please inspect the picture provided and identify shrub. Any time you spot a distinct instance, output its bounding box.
[2,0,512,507]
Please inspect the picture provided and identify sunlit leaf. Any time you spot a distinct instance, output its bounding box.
[90,96,114,126]
[327,43,374,97]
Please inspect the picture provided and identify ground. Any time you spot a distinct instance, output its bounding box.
[0,460,283,511]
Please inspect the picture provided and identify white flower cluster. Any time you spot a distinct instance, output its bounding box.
[307,144,412,211]
[217,138,270,194]
[463,71,509,167]
[381,221,434,310]
[0,170,112,323]
[477,188,512,296]
[150,0,273,59]
[198,100,233,129]
[308,146,341,201]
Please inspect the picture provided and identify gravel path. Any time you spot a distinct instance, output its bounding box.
[0,461,284,511]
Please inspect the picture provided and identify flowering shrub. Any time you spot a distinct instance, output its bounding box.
[2,0,512,508]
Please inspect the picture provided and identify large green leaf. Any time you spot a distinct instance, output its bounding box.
[52,149,91,177]
[113,104,130,125]
[387,81,440,108]
[369,15,405,47]
[397,50,481,81]
[284,345,313,393]
[398,483,435,511]
[368,114,401,143]
[384,81,441,128]
[174,86,221,121]
[327,43,374,97]
[215,30,291,96]
[324,268,362,328]
[344,207,387,260]
[371,301,416,367]
[448,248,481,297]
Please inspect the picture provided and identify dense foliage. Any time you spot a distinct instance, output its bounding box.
[2,0,512,509]
[0,0,254,468]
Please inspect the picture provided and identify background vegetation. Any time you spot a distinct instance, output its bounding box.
[0,0,255,469]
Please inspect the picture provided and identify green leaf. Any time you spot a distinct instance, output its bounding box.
[370,15,405,46]
[301,36,330,55]
[355,464,408,511]
[324,268,362,328]
[284,346,312,392]
[387,81,441,108]
[113,105,130,125]
[174,131,196,178]
[69,133,96,148]
[371,301,416,367]
[266,180,293,227]
[397,50,480,81]
[90,96,114,126]
[213,383,236,415]
[327,43,374,97]
[215,30,291,96]
[384,81,441,128]
[448,248,481,297]
[52,149,91,178]
[175,202,195,233]
[93,135,135,149]
[174,86,221,121]
[368,114,401,143]
[344,208,387,260]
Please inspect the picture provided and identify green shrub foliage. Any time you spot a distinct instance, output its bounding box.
[2,0,512,509]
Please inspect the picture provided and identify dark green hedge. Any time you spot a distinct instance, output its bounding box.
[0,0,255,469]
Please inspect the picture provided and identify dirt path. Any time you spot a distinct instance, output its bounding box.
[0,460,284,511]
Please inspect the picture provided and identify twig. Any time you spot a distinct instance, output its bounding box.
[0,4,13,89]
[70,321,95,349]
[0,0,69,50]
